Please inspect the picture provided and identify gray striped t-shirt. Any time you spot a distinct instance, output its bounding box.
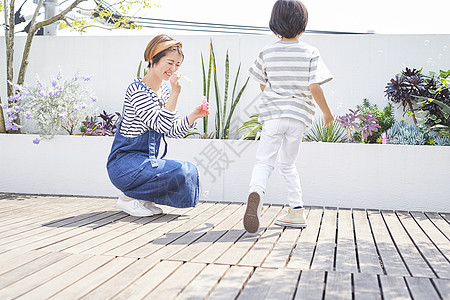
[249,40,333,127]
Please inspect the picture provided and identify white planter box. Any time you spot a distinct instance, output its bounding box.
[0,134,449,212]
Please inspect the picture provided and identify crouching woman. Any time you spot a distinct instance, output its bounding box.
[107,34,209,217]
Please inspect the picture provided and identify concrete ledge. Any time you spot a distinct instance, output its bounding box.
[1,134,449,212]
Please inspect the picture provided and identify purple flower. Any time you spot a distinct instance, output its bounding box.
[25,111,33,119]
[38,90,45,98]
[33,138,40,145]
[57,72,63,80]
[8,94,21,102]
[91,96,98,102]
[60,112,68,119]
[51,80,58,87]
[83,76,92,82]
[37,80,45,89]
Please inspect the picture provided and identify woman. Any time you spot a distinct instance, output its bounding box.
[107,34,209,217]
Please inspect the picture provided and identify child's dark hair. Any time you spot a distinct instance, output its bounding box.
[269,0,308,39]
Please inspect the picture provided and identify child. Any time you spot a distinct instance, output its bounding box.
[243,0,334,233]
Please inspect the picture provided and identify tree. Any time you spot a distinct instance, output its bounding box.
[1,0,152,133]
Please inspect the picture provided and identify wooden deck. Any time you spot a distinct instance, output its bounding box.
[0,193,448,299]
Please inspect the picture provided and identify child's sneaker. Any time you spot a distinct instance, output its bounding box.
[243,186,264,233]
[274,207,307,228]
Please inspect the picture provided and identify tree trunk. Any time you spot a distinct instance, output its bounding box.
[407,101,418,124]
[0,96,5,133]
[17,0,85,85]
[5,0,15,96]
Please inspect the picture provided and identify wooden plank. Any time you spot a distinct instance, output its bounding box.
[145,203,240,261]
[382,211,436,278]
[335,208,358,273]
[108,203,214,257]
[0,201,108,239]
[190,204,253,264]
[440,213,450,224]
[169,205,245,262]
[56,206,179,254]
[123,203,226,258]
[207,266,253,300]
[294,270,325,300]
[288,207,323,270]
[17,255,115,300]
[378,275,411,300]
[237,267,272,299]
[0,200,98,232]
[49,257,137,299]
[353,209,384,274]
[0,252,69,290]
[17,211,130,252]
[426,212,450,238]
[405,277,440,300]
[216,205,282,266]
[81,210,190,256]
[432,278,450,300]
[111,260,183,300]
[81,258,160,299]
[238,215,284,267]
[0,211,123,250]
[324,271,351,300]
[0,249,50,276]
[176,264,230,299]
[411,211,450,260]
[264,268,301,300]
[367,211,410,277]
[0,253,92,299]
[262,226,302,268]
[143,262,206,299]
[353,273,381,300]
[310,208,337,271]
[397,211,450,279]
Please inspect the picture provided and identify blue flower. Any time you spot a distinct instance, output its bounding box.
[33,138,40,145]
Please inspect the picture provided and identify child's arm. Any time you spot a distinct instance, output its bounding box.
[309,83,334,127]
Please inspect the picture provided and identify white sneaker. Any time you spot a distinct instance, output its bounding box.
[142,201,163,215]
[116,197,154,217]
[243,186,264,233]
[274,207,307,228]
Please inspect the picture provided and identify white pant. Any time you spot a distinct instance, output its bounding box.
[249,118,306,208]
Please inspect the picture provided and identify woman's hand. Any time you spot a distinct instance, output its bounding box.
[187,103,210,126]
[170,73,182,96]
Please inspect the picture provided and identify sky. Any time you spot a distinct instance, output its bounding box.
[140,0,450,34]
[2,0,450,35]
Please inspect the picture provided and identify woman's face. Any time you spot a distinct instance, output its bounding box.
[152,51,183,81]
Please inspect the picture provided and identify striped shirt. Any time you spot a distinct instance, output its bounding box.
[120,78,192,138]
[249,40,333,127]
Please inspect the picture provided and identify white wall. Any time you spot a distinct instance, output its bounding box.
[1,34,450,137]
[0,135,449,212]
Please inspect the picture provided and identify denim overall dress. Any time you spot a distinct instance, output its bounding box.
[106,82,199,208]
